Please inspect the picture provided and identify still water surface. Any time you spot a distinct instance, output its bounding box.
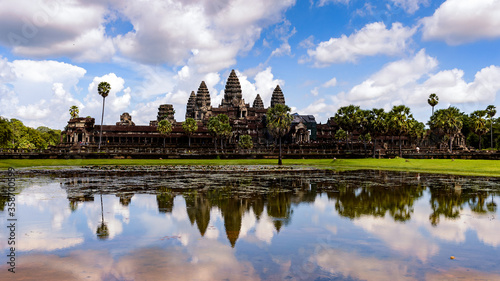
[1,167,499,280]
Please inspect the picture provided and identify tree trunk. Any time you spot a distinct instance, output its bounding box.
[98,97,105,150]
[399,135,402,158]
[479,134,482,150]
[450,135,453,153]
[373,139,377,158]
[163,137,165,148]
[278,136,282,165]
[188,136,191,147]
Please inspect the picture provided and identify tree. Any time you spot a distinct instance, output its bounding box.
[429,107,463,153]
[334,129,347,153]
[157,119,172,147]
[182,118,198,147]
[408,118,426,148]
[486,105,497,149]
[0,117,13,148]
[388,105,412,157]
[238,134,253,150]
[97,81,111,150]
[428,93,439,116]
[470,110,489,150]
[266,104,293,165]
[207,114,232,151]
[366,109,388,158]
[207,116,221,151]
[333,105,362,150]
[69,105,79,119]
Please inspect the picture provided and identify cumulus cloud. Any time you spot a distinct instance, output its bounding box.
[0,0,113,62]
[113,0,295,71]
[84,73,131,124]
[305,22,416,66]
[0,58,86,128]
[421,0,500,45]
[299,50,500,123]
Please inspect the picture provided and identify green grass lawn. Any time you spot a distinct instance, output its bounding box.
[1,158,499,177]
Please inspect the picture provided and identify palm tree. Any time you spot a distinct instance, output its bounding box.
[486,105,497,149]
[333,105,362,151]
[97,81,111,150]
[428,93,439,116]
[157,119,172,147]
[470,110,489,150]
[388,105,412,157]
[182,118,198,147]
[367,108,388,158]
[207,116,221,152]
[96,194,109,240]
[266,104,293,165]
[69,105,79,119]
[429,107,463,153]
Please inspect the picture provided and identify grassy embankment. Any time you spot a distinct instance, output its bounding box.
[0,158,499,177]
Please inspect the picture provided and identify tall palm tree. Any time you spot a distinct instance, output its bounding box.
[486,105,497,149]
[333,105,362,151]
[429,107,463,153]
[157,119,172,147]
[69,105,79,119]
[267,104,293,165]
[470,110,489,150]
[182,118,198,147]
[428,93,439,116]
[97,81,111,150]
[367,108,388,158]
[207,116,221,152]
[96,194,109,240]
[388,105,412,157]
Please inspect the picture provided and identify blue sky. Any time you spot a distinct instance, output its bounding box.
[1,0,499,130]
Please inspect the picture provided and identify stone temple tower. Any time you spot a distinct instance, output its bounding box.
[253,94,264,109]
[270,85,286,108]
[192,81,212,120]
[220,69,243,107]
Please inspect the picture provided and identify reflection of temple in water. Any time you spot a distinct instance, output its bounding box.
[49,172,500,247]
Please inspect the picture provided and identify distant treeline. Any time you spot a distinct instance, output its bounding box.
[0,117,61,150]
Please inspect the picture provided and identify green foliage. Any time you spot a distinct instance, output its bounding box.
[429,106,463,152]
[333,105,362,138]
[470,110,489,150]
[0,117,13,148]
[182,118,198,146]
[266,104,293,139]
[158,119,173,135]
[428,93,439,114]
[238,134,253,149]
[182,118,198,135]
[334,129,347,141]
[97,82,111,98]
[0,118,60,149]
[69,105,79,118]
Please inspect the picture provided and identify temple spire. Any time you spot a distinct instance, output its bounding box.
[253,94,264,109]
[221,69,243,107]
[270,85,285,108]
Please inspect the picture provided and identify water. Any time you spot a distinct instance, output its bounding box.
[1,167,499,280]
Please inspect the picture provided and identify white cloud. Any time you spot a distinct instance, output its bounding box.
[317,0,351,7]
[421,0,500,45]
[306,22,416,66]
[84,73,131,124]
[389,0,428,14]
[299,50,500,123]
[114,0,295,71]
[0,0,113,62]
[0,59,86,128]
[323,77,337,88]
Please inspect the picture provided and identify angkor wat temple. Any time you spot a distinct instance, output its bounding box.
[62,69,316,148]
[60,69,467,155]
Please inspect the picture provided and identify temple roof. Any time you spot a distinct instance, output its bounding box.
[252,94,264,109]
[270,85,285,108]
[221,69,243,107]
[195,81,211,108]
